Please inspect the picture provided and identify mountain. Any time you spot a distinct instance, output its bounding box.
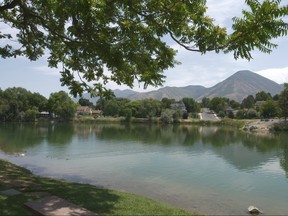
[75,70,284,103]
[197,70,283,101]
[73,89,138,103]
[128,85,207,101]
[113,89,138,98]
[127,70,283,102]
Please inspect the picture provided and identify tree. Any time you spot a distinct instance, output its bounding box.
[236,110,246,119]
[29,92,48,111]
[160,109,174,124]
[247,108,258,119]
[127,99,161,119]
[78,98,94,108]
[0,87,47,121]
[208,97,226,113]
[24,107,38,122]
[101,97,130,117]
[279,83,288,120]
[48,91,76,120]
[1,0,288,96]
[241,95,255,109]
[228,99,240,109]
[255,91,272,101]
[161,98,175,109]
[260,100,279,118]
[201,97,210,108]
[182,98,200,114]
[103,100,120,117]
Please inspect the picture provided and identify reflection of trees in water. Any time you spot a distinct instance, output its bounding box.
[1,122,288,177]
[93,124,201,146]
[0,123,75,154]
[46,123,74,145]
[200,127,281,153]
[280,145,288,177]
[73,124,100,138]
[241,133,281,152]
[200,127,241,147]
[199,128,288,176]
[278,134,288,178]
[0,123,45,153]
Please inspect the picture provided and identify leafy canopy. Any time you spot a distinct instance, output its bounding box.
[1,0,288,96]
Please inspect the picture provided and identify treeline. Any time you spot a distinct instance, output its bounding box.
[1,84,288,122]
[96,84,288,122]
[94,97,200,123]
[204,83,288,120]
[0,87,76,121]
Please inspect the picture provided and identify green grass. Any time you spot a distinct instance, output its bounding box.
[0,159,198,215]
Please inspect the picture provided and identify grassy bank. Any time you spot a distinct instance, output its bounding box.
[75,116,247,128]
[180,118,247,128]
[0,159,198,215]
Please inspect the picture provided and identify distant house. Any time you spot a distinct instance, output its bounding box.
[37,111,50,118]
[170,101,187,113]
[76,106,92,115]
[224,107,237,117]
[76,106,103,117]
[91,109,102,117]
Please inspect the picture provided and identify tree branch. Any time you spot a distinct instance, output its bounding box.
[167,30,202,52]
[0,0,21,12]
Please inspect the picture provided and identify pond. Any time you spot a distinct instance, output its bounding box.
[0,123,288,215]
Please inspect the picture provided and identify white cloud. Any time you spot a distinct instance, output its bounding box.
[31,65,60,76]
[256,67,288,84]
[206,0,245,27]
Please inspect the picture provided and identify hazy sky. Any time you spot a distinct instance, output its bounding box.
[1,0,288,97]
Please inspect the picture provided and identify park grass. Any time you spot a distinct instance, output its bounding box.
[0,159,198,216]
[75,115,248,129]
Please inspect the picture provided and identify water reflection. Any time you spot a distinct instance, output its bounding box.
[0,123,45,153]
[280,138,288,177]
[46,123,74,145]
[1,122,287,176]
[1,122,288,215]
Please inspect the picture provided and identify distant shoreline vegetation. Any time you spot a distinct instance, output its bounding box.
[74,116,246,128]
[0,86,287,131]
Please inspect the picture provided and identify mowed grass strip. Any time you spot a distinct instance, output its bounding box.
[0,159,199,215]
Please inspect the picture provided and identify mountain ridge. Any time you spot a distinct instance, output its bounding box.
[76,70,283,103]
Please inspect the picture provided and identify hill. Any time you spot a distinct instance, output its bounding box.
[75,70,283,103]
[128,85,207,101]
[197,70,283,101]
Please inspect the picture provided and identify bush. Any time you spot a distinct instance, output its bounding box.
[172,110,182,123]
[218,111,225,118]
[247,108,258,119]
[24,108,38,122]
[236,110,246,119]
[160,109,173,124]
[182,111,189,119]
[273,123,288,131]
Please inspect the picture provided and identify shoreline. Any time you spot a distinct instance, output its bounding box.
[243,118,287,134]
[0,159,198,216]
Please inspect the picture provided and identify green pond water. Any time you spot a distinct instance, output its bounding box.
[0,123,288,215]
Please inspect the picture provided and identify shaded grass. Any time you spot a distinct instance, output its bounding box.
[0,159,198,215]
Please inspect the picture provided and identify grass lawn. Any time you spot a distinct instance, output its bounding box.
[0,159,199,215]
